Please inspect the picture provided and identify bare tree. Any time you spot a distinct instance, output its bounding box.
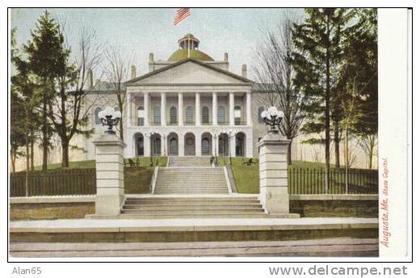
[48,25,102,167]
[102,45,134,141]
[358,134,377,169]
[254,13,304,165]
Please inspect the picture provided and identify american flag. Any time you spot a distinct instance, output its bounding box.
[174,8,191,25]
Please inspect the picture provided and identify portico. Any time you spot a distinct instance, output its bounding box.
[124,58,254,159]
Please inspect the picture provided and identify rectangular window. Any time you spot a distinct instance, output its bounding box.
[138,118,144,126]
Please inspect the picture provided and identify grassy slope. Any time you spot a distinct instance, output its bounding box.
[31,157,168,194]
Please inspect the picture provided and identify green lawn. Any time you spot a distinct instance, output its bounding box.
[217,157,259,193]
[34,156,167,171]
[217,158,377,194]
[28,157,168,195]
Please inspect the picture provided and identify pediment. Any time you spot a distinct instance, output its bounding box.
[127,59,251,86]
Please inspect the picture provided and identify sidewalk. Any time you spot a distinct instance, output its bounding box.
[10,217,378,233]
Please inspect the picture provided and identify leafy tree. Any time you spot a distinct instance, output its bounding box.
[292,8,351,184]
[255,13,304,165]
[338,8,378,169]
[24,10,65,171]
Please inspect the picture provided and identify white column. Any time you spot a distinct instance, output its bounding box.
[127,93,132,127]
[144,136,151,156]
[178,93,183,126]
[212,92,217,125]
[179,133,185,157]
[161,92,166,126]
[229,92,235,126]
[144,92,149,127]
[246,91,252,126]
[195,93,201,126]
[215,134,219,156]
[229,135,236,157]
[160,135,165,156]
[196,134,202,156]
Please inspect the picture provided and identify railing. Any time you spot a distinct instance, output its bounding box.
[288,168,378,194]
[10,169,96,197]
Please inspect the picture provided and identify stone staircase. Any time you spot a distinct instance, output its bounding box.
[153,156,229,194]
[168,156,212,167]
[120,196,268,218]
[119,156,268,218]
[154,167,228,194]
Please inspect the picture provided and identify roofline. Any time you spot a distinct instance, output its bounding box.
[126,58,254,85]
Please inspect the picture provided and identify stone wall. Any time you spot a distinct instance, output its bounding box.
[10,195,378,220]
[10,202,95,220]
[290,195,378,217]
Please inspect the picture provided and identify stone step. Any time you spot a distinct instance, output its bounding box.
[125,198,260,206]
[122,207,264,213]
[125,197,259,203]
[154,191,228,194]
[120,210,267,216]
[122,204,263,210]
[168,156,212,167]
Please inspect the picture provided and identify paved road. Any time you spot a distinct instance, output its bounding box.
[10,237,378,257]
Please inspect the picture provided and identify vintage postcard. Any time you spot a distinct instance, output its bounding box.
[5,5,412,270]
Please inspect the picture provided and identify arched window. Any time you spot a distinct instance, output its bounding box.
[153,105,161,124]
[258,106,265,123]
[169,106,177,124]
[185,106,194,124]
[234,105,242,125]
[202,106,209,124]
[217,106,225,124]
[94,107,102,125]
[137,106,144,126]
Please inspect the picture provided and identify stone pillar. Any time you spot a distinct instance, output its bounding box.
[196,134,202,156]
[229,135,236,157]
[160,135,165,156]
[93,134,125,216]
[161,92,166,126]
[179,134,185,157]
[229,92,235,126]
[178,93,183,126]
[144,135,151,156]
[258,132,291,215]
[246,91,252,126]
[144,92,149,127]
[127,93,132,127]
[214,134,219,156]
[212,92,217,125]
[195,93,201,126]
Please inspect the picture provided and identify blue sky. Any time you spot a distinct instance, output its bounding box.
[11,8,303,80]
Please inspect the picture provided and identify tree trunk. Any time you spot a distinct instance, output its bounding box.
[334,121,340,168]
[11,150,16,173]
[62,139,70,168]
[30,134,34,171]
[287,139,292,165]
[25,137,30,197]
[324,20,331,192]
[117,93,124,141]
[344,127,349,193]
[42,90,48,171]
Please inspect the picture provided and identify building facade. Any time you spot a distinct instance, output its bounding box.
[87,34,269,159]
[13,33,375,170]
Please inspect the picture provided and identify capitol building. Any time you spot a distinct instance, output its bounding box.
[16,33,375,169]
[85,33,269,160]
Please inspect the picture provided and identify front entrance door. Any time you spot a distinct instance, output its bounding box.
[169,138,178,155]
[184,134,195,156]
